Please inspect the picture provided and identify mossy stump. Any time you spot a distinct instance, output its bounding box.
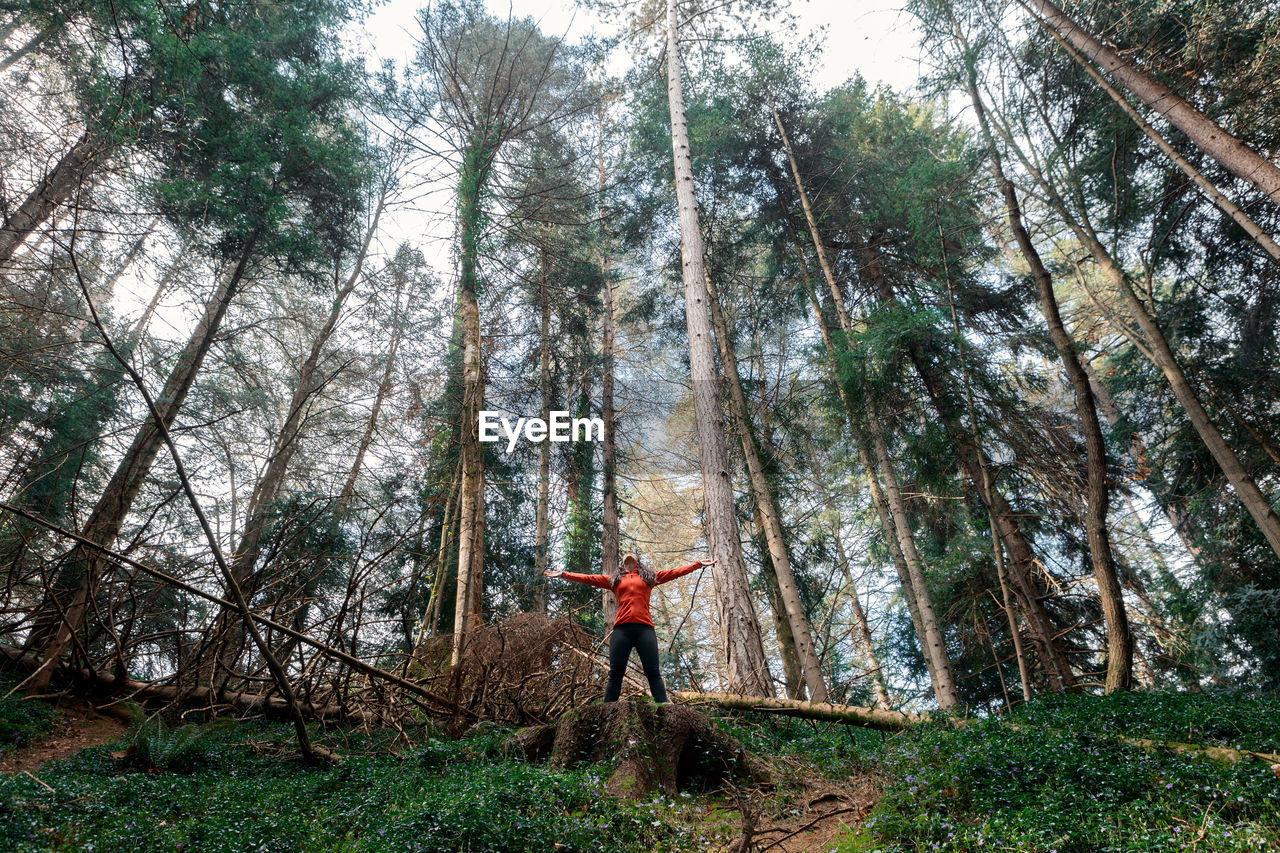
[512,697,769,799]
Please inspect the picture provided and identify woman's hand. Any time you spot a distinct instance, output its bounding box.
[544,568,564,578]
[699,558,718,567]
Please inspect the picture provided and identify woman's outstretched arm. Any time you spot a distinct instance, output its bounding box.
[545,568,613,589]
[655,558,716,585]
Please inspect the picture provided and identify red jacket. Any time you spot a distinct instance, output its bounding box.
[562,562,702,627]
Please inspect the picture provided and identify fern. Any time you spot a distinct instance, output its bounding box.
[126,716,235,773]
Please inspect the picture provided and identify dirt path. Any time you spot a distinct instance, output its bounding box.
[0,699,127,776]
[747,778,880,853]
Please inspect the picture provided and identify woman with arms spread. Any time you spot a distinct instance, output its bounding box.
[545,551,714,703]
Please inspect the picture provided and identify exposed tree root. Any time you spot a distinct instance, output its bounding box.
[512,698,770,799]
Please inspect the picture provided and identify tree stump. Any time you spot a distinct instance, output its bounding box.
[511,698,769,800]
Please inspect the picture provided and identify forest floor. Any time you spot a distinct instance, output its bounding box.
[0,683,1276,852]
[0,698,126,776]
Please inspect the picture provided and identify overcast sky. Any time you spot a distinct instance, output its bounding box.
[357,0,926,93]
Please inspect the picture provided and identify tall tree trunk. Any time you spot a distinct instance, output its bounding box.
[533,247,551,614]
[1021,0,1280,208]
[598,113,620,632]
[451,150,488,666]
[665,0,772,696]
[965,76,1131,691]
[192,198,383,686]
[25,234,260,689]
[0,130,105,266]
[703,268,828,702]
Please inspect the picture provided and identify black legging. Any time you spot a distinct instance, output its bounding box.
[604,621,667,703]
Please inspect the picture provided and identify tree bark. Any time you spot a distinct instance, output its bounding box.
[965,76,1131,691]
[451,147,490,665]
[758,529,804,699]
[534,247,552,613]
[1022,0,1280,208]
[703,268,828,701]
[0,130,105,266]
[598,114,620,632]
[665,0,772,696]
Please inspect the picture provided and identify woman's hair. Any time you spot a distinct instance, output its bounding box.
[609,551,656,588]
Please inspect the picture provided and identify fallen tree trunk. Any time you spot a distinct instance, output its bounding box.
[1114,734,1280,770]
[677,691,1280,773]
[673,691,929,731]
[0,645,375,723]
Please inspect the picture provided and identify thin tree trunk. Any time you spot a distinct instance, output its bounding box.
[533,248,551,614]
[25,233,260,689]
[129,247,186,342]
[757,522,803,699]
[965,75,1131,691]
[598,111,620,632]
[665,0,772,696]
[419,461,461,647]
[704,268,828,701]
[451,178,486,665]
[71,218,159,340]
[868,410,960,709]
[0,130,105,266]
[338,256,408,513]
[1021,0,1280,207]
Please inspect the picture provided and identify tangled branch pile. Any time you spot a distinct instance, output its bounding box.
[412,613,608,730]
